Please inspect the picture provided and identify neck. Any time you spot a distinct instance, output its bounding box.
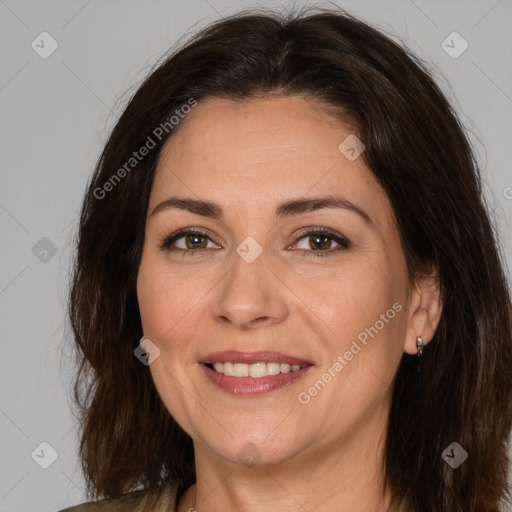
[178,399,395,512]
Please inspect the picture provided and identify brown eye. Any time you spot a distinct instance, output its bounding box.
[306,234,334,251]
[183,233,208,249]
[160,228,220,255]
[292,228,350,258]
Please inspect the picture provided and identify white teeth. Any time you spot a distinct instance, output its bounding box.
[249,362,267,378]
[280,363,290,373]
[266,362,280,375]
[233,363,249,377]
[208,361,308,377]
[223,362,234,376]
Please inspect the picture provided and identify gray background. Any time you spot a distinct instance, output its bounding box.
[1,1,511,511]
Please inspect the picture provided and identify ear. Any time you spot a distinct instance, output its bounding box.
[403,264,443,355]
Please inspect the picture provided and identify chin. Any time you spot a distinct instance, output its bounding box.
[201,432,303,468]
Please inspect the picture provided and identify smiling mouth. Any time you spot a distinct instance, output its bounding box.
[204,362,310,378]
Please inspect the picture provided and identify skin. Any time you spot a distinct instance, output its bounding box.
[136,95,442,512]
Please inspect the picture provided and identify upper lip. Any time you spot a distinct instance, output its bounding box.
[199,350,312,366]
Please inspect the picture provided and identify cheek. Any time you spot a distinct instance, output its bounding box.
[137,264,198,428]
[137,259,192,337]
[316,264,397,333]
[307,262,405,389]
[137,263,168,334]
[147,356,199,439]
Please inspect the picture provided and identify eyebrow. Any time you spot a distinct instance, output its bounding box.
[148,195,373,224]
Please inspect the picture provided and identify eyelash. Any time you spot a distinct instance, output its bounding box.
[159,227,351,258]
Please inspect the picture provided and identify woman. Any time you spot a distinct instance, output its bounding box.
[59,6,512,512]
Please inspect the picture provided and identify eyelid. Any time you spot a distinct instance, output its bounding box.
[288,226,350,247]
[160,227,221,251]
[160,226,351,256]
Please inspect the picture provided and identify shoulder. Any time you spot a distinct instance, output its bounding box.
[57,484,178,512]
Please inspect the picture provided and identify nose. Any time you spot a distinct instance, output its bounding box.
[211,248,289,330]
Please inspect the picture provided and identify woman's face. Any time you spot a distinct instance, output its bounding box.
[137,95,416,468]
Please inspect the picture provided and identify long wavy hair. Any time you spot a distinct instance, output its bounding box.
[67,6,512,511]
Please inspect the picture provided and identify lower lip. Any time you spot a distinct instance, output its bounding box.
[200,363,313,396]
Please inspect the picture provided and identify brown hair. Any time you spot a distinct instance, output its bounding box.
[67,6,512,511]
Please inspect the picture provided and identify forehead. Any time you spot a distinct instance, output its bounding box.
[151,95,392,229]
